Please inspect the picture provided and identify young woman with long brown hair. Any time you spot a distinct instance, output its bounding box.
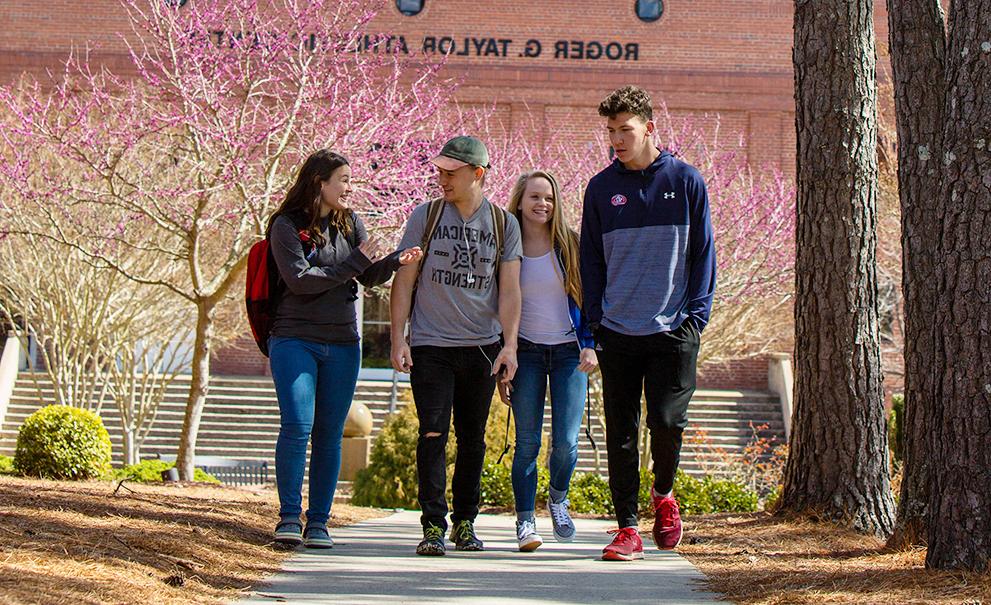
[266,149,421,548]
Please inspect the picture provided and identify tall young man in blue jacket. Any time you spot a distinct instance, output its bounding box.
[580,86,716,561]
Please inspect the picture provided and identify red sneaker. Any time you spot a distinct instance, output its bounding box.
[652,493,683,550]
[601,527,644,561]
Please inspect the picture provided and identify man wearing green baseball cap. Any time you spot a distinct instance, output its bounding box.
[390,135,522,556]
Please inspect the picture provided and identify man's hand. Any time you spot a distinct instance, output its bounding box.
[577,347,598,373]
[491,346,518,383]
[391,341,413,373]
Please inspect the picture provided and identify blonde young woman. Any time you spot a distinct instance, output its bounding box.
[503,171,597,551]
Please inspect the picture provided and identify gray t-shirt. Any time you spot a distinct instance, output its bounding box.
[398,198,522,347]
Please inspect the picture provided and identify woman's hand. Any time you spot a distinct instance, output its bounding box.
[398,246,423,266]
[358,236,388,262]
[577,347,598,373]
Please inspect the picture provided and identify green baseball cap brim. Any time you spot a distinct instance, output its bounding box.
[430,135,489,170]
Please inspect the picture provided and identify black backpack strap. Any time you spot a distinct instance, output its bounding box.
[489,203,506,278]
[413,199,446,294]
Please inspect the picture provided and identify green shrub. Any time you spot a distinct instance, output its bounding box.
[888,393,905,463]
[704,476,760,512]
[568,471,614,514]
[0,455,15,475]
[670,471,713,515]
[636,468,760,516]
[112,459,219,484]
[479,461,514,508]
[14,405,112,480]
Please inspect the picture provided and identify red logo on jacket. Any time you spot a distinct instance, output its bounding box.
[610,194,627,206]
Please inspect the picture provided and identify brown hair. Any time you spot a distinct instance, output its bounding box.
[267,149,351,246]
[506,171,582,307]
[597,85,654,122]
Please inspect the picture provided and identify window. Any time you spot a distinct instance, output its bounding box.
[635,0,663,22]
[361,292,393,369]
[396,0,424,16]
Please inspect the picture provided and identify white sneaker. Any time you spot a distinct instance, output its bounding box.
[547,498,576,542]
[516,518,543,552]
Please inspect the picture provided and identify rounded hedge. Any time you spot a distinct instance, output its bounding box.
[14,405,113,480]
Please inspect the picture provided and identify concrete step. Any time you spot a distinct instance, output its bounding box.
[5,375,785,482]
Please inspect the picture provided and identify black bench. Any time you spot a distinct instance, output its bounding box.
[156,454,269,486]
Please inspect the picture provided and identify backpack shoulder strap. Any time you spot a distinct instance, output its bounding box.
[414,199,446,290]
[419,199,445,252]
[489,203,506,277]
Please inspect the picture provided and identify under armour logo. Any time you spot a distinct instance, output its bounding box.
[663,192,676,199]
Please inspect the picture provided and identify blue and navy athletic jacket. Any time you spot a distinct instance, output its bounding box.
[579,150,716,337]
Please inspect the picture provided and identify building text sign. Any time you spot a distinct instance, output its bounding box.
[205,30,641,62]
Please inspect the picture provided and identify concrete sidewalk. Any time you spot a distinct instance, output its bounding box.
[240,510,724,605]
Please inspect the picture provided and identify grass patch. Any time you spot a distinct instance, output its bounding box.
[0,476,384,604]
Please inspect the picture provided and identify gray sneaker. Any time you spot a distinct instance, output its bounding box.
[547,498,576,542]
[303,522,334,549]
[274,519,303,547]
[516,518,543,552]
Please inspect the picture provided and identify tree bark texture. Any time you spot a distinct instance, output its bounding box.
[780,0,896,537]
[175,301,215,481]
[886,0,947,550]
[926,0,991,572]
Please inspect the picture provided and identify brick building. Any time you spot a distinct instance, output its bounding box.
[0,1,898,393]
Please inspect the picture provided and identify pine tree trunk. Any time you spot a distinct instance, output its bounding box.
[175,301,215,481]
[778,0,895,537]
[925,0,991,572]
[885,0,946,550]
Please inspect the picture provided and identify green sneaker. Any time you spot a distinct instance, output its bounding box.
[416,523,446,556]
[450,519,484,551]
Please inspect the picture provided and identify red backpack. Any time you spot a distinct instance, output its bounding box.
[245,214,358,356]
[245,224,315,357]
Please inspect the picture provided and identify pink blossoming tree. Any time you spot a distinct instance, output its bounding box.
[0,0,455,479]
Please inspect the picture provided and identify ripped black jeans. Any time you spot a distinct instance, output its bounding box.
[410,343,499,531]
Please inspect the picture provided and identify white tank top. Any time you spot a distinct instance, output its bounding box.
[519,251,574,345]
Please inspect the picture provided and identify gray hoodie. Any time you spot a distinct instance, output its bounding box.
[269,211,400,344]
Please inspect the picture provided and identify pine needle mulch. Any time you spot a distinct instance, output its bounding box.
[664,511,991,604]
[0,476,385,605]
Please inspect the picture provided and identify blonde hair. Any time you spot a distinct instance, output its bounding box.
[507,171,582,307]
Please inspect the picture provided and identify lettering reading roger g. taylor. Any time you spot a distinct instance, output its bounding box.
[382,36,640,61]
[203,31,641,62]
[421,36,639,61]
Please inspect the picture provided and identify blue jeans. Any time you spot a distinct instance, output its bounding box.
[510,338,587,515]
[269,336,360,524]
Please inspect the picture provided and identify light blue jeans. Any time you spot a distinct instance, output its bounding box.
[510,338,587,516]
[269,336,360,524]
